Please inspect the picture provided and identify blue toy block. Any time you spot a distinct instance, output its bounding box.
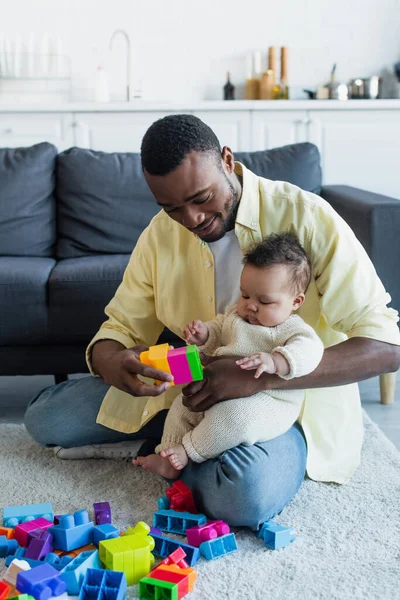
[5,548,72,570]
[78,568,126,600]
[59,550,101,595]
[92,524,119,547]
[47,510,94,551]
[3,504,54,528]
[150,533,200,566]
[257,520,296,550]
[153,510,206,534]
[16,563,67,600]
[0,536,19,557]
[157,495,170,510]
[199,533,238,560]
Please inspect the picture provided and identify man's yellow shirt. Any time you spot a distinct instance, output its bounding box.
[86,162,400,484]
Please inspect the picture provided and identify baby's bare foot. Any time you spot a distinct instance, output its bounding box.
[133,454,180,479]
[160,445,189,470]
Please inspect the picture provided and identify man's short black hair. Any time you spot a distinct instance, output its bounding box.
[243,232,312,294]
[141,114,222,176]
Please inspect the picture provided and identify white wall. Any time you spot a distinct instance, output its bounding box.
[1,0,400,102]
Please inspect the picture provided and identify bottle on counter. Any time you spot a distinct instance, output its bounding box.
[245,51,261,99]
[260,46,276,100]
[94,65,110,102]
[223,71,235,100]
[273,47,289,99]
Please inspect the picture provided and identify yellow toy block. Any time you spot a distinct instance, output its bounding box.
[140,343,173,386]
[99,521,154,585]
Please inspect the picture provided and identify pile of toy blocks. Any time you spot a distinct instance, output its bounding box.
[0,481,295,600]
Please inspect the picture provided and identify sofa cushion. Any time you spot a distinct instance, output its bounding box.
[235,142,322,195]
[48,254,130,343]
[56,148,159,259]
[0,142,57,257]
[0,257,56,344]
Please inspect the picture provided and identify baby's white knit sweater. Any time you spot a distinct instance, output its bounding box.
[200,305,324,405]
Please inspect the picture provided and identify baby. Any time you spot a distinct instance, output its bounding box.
[134,232,324,479]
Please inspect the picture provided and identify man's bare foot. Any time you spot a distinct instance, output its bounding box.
[160,444,189,470]
[133,454,180,479]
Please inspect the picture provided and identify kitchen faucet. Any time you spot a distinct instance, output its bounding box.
[109,29,131,101]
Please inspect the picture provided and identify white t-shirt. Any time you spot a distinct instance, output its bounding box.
[208,229,243,315]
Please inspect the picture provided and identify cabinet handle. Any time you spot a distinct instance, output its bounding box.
[3,128,13,134]
[294,117,311,126]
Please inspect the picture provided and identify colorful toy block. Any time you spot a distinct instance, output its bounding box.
[25,530,53,560]
[161,548,188,569]
[59,550,101,595]
[157,496,170,510]
[0,535,19,558]
[257,520,296,550]
[150,533,200,567]
[165,482,197,514]
[5,548,72,570]
[186,520,230,547]
[3,504,54,528]
[78,569,126,600]
[47,511,94,552]
[199,533,237,560]
[0,580,11,600]
[99,522,155,585]
[150,564,197,595]
[8,595,35,600]
[92,524,119,546]
[139,577,177,600]
[3,558,31,585]
[153,510,206,535]
[16,563,67,600]
[149,527,162,537]
[93,503,111,526]
[0,527,16,539]
[54,544,97,559]
[140,344,203,386]
[15,519,54,548]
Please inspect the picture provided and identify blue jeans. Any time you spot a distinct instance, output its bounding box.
[24,376,307,529]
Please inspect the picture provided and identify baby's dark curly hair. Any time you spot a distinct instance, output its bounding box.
[141,114,222,175]
[243,232,312,294]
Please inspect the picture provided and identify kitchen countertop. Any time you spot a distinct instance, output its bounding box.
[0,99,399,112]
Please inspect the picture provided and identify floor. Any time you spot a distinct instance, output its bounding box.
[0,372,399,450]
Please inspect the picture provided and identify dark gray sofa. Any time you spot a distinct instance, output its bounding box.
[1,141,399,381]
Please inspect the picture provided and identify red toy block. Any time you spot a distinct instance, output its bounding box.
[161,547,188,569]
[15,520,53,548]
[148,567,188,599]
[165,482,197,514]
[0,581,11,600]
[152,564,197,593]
[186,520,230,547]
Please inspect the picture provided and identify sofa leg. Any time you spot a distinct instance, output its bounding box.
[379,372,397,405]
[54,374,68,385]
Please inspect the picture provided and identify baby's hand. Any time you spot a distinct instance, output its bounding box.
[183,320,209,346]
[236,352,276,379]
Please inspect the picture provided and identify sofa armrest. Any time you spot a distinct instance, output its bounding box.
[320,185,400,311]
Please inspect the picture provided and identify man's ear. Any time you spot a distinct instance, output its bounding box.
[221,146,235,173]
[293,293,305,311]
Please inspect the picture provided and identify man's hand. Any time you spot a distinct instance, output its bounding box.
[182,357,270,411]
[92,340,174,397]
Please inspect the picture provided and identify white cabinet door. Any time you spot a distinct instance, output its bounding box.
[251,111,310,151]
[309,110,400,198]
[0,113,73,150]
[73,112,171,152]
[192,111,251,151]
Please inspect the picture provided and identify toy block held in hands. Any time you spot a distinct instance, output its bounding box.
[257,520,296,550]
[3,504,54,529]
[140,344,203,386]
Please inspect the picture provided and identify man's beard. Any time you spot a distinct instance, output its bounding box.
[222,176,240,233]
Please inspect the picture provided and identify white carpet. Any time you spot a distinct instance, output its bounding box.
[1,412,399,600]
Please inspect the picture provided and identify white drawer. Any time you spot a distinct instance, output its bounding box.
[0,113,74,150]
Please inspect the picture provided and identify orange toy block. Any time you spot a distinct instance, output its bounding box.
[0,528,15,540]
[140,344,172,386]
[54,543,97,558]
[151,564,197,593]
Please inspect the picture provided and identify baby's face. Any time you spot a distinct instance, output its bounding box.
[237,264,304,327]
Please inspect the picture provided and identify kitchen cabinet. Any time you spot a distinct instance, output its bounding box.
[251,111,310,151]
[0,113,73,150]
[72,112,171,152]
[192,111,251,151]
[308,110,400,197]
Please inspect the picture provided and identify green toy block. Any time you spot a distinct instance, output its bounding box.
[8,595,35,600]
[139,577,178,600]
[186,345,203,381]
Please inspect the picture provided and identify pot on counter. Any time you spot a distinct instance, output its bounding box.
[349,76,381,99]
